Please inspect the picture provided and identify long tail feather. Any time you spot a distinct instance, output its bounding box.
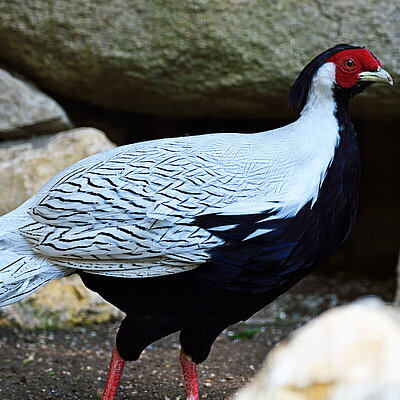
[0,250,70,307]
[0,209,72,307]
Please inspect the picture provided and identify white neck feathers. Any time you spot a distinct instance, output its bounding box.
[300,62,337,118]
[279,62,340,216]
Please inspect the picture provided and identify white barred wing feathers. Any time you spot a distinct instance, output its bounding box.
[20,134,283,277]
[19,124,337,279]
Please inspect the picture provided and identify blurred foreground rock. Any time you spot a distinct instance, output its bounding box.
[0,127,119,327]
[235,298,400,400]
[0,0,398,120]
[0,127,115,215]
[0,68,71,138]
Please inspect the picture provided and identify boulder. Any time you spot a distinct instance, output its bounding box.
[0,68,71,138]
[235,298,400,400]
[0,1,398,121]
[0,127,115,215]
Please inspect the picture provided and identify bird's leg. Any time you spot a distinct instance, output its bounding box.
[102,344,126,400]
[180,348,199,400]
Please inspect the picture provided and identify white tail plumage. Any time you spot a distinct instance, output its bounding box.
[0,209,71,307]
[0,251,67,307]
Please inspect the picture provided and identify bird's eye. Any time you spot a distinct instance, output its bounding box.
[343,59,356,70]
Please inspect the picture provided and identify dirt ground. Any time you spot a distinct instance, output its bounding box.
[0,275,394,400]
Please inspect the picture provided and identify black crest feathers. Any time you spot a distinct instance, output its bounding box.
[288,44,362,110]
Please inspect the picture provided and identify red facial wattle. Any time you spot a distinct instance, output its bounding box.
[326,49,382,89]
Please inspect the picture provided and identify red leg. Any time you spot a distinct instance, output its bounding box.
[102,344,126,400]
[180,348,199,400]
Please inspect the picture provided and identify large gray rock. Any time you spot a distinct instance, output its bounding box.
[235,298,400,400]
[0,68,71,138]
[0,1,398,120]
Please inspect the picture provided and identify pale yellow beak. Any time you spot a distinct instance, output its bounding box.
[358,67,393,85]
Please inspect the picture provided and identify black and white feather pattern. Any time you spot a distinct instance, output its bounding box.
[1,62,343,305]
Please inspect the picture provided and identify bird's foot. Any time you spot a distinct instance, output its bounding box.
[102,344,126,400]
[180,348,199,400]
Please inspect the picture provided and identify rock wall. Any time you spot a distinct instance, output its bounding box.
[0,0,398,120]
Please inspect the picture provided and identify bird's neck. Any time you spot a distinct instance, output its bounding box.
[285,74,359,216]
[294,82,341,152]
[332,86,355,139]
[299,63,338,119]
[298,62,355,142]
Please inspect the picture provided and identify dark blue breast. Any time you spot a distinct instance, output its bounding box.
[194,114,360,294]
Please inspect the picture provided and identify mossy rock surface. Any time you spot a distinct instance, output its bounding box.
[0,0,398,121]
